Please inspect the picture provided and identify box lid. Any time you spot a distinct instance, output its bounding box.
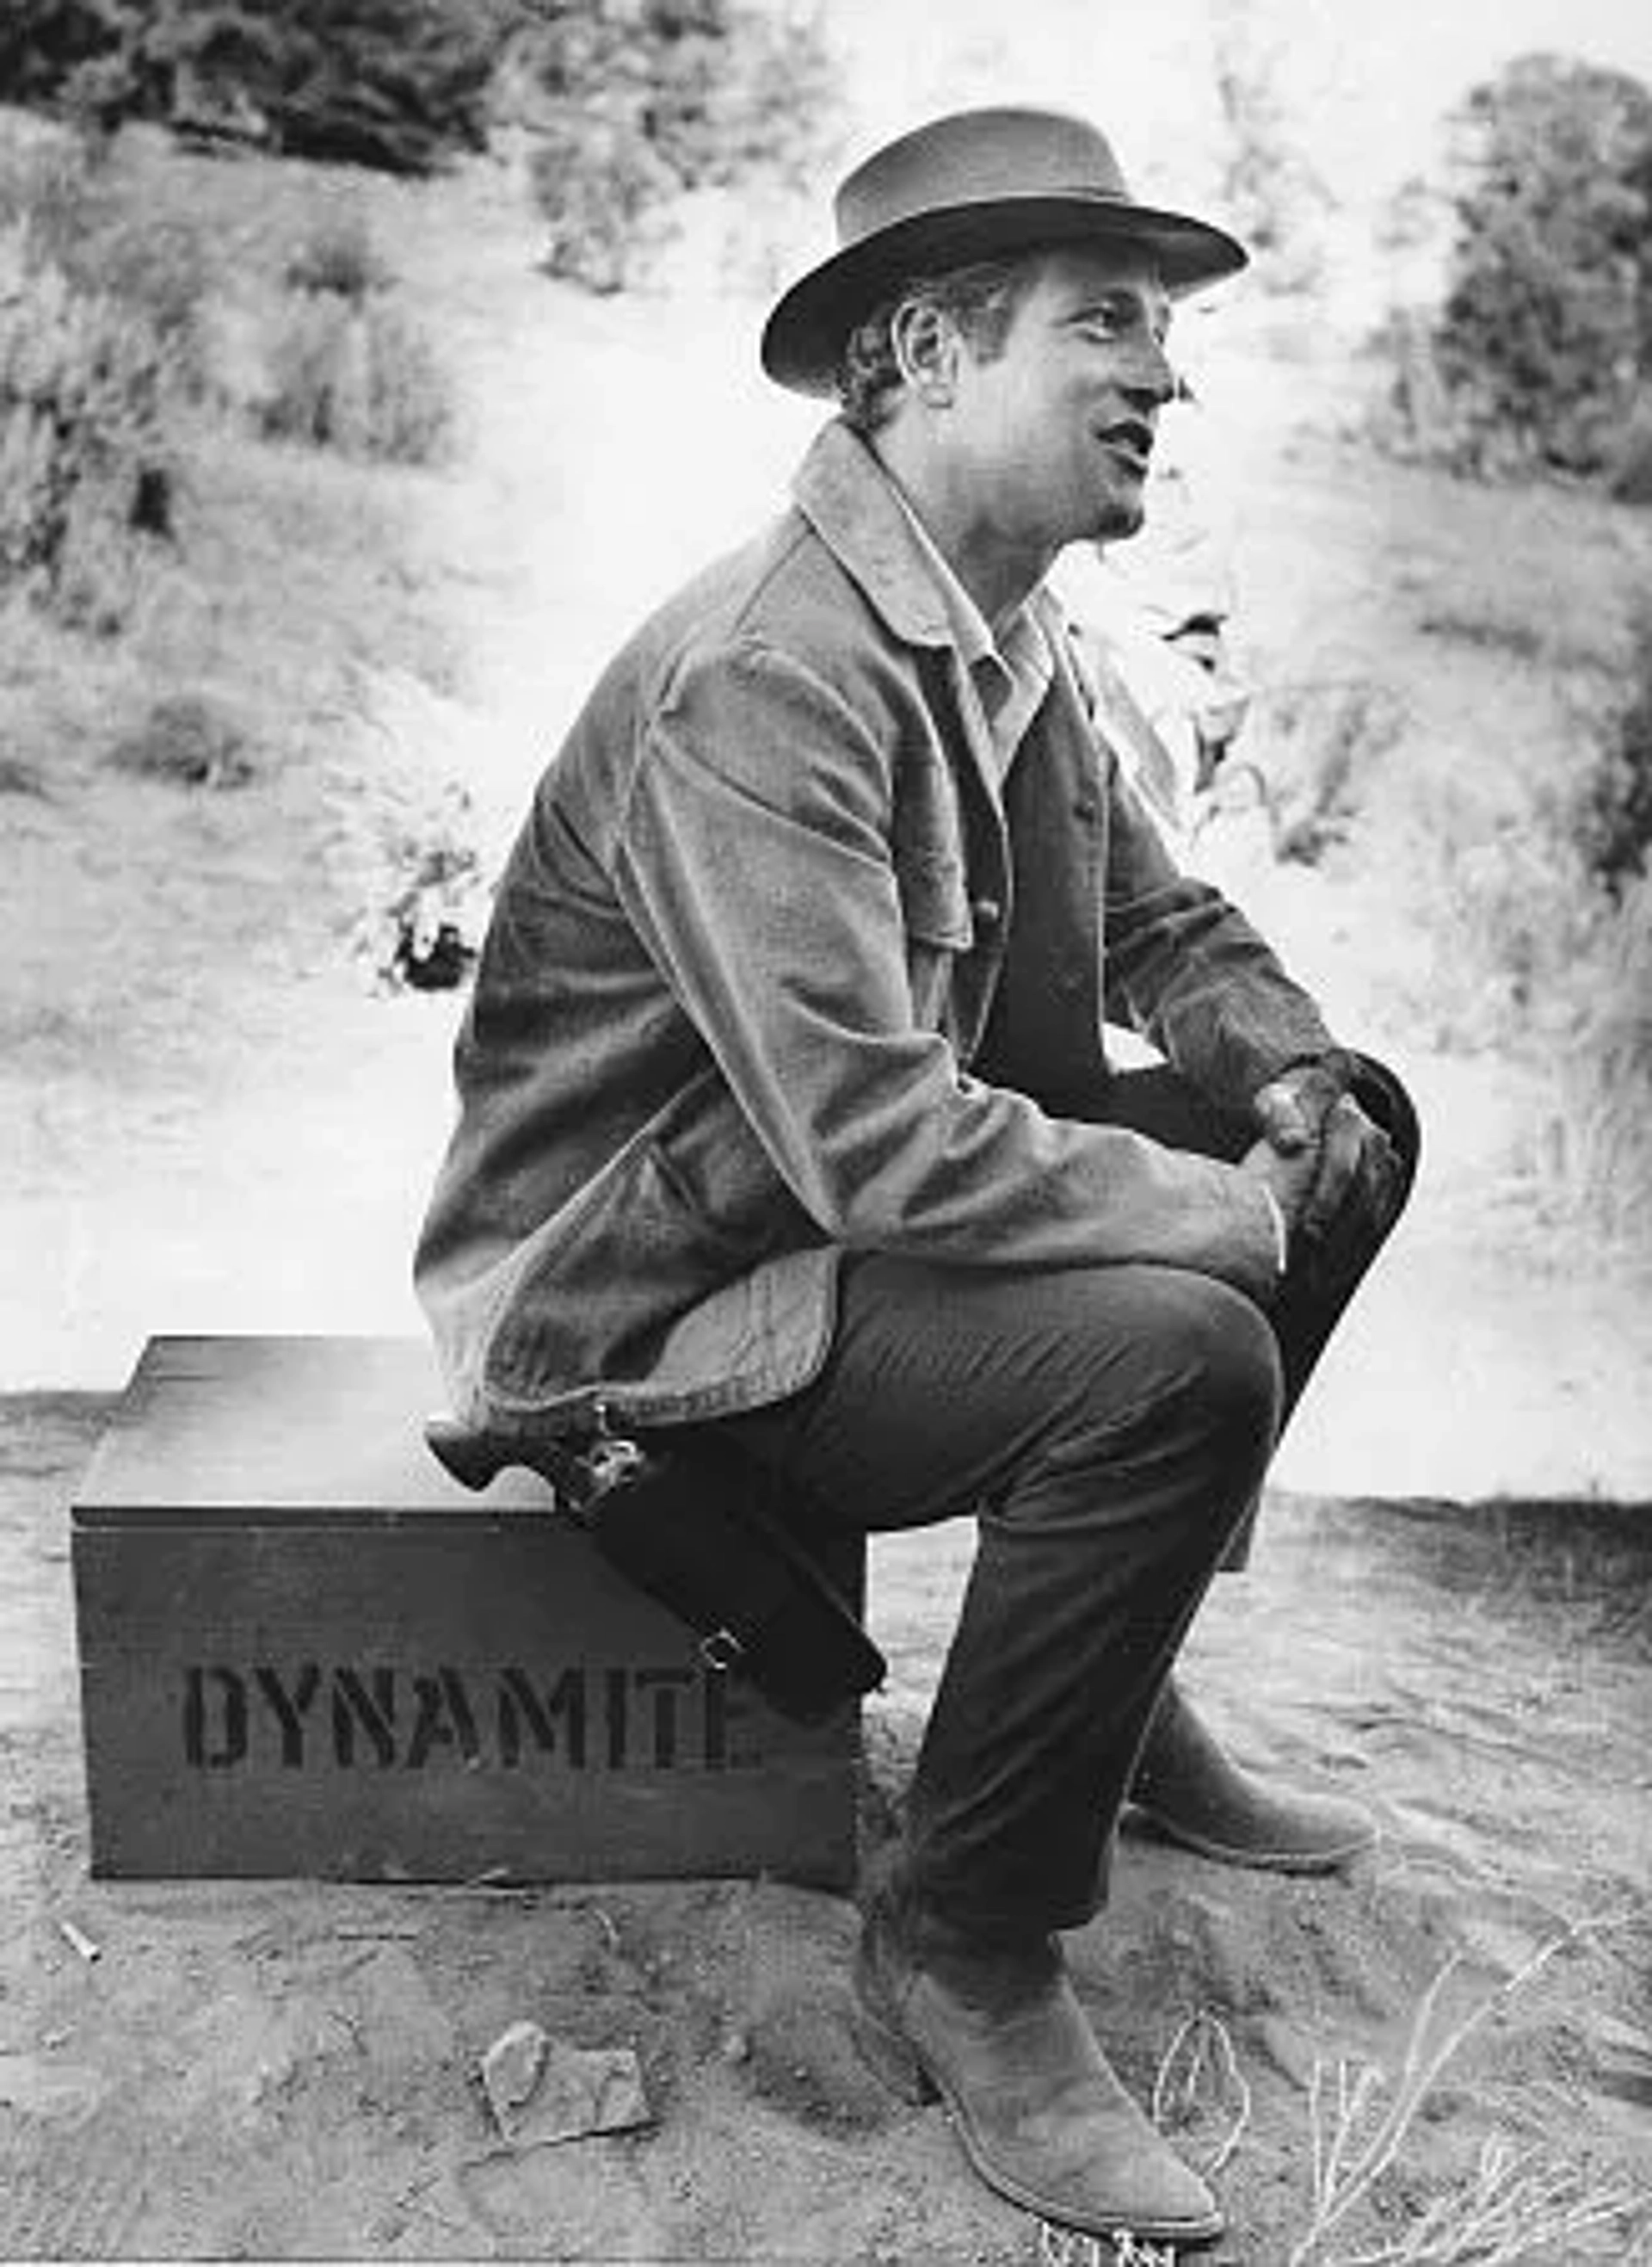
[73,1336,552,1524]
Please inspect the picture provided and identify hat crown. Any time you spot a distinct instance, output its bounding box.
[836,107,1132,249]
[761,103,1245,396]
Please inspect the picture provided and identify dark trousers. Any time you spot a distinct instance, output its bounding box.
[709,1056,1420,1937]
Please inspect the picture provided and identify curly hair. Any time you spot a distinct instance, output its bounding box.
[835,256,1041,433]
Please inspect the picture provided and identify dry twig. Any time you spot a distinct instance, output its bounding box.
[1288,1908,1648,2267]
[1150,2007,1254,2177]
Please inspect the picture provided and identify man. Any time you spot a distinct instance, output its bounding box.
[416,108,1418,2246]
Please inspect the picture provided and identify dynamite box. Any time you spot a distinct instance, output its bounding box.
[71,1337,862,1889]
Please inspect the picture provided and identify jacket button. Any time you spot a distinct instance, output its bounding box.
[971,896,1004,932]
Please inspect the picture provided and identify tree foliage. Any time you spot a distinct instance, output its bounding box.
[1207,0,1329,294]
[0,0,836,197]
[508,0,840,288]
[0,1,130,109]
[1431,52,1652,479]
[3,0,525,172]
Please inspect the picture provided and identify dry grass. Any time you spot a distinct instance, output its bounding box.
[1285,1912,1649,2267]
[1561,879,1652,1239]
[1150,2006,1254,2178]
[1042,1912,1649,2267]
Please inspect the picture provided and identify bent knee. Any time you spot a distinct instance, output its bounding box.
[1069,1268,1282,1454]
[1155,1272,1282,1444]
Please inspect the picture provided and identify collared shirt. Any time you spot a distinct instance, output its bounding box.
[888,482,1055,786]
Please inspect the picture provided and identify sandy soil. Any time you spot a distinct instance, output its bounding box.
[5,1399,1649,2264]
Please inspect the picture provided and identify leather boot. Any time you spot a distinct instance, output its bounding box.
[1129,1677,1376,1874]
[853,1876,1223,2245]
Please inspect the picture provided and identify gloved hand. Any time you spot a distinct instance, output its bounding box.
[1250,1055,1405,1255]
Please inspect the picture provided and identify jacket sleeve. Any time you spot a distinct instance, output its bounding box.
[609,634,1280,1300]
[1100,770,1340,1110]
[1055,608,1340,1106]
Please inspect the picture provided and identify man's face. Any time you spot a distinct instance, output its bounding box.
[942,244,1176,558]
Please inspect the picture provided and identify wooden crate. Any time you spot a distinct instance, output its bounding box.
[71,1337,863,1889]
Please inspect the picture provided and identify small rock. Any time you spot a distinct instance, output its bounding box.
[480,2020,546,2120]
[479,2022,652,2148]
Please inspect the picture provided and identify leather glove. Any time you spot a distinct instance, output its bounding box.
[1252,1053,1403,1254]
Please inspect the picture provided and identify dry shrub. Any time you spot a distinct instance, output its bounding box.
[0,133,96,265]
[256,293,455,466]
[280,205,392,306]
[0,224,177,632]
[1235,676,1409,866]
[0,754,51,797]
[1563,877,1652,1239]
[1397,614,1652,1240]
[1609,393,1652,507]
[106,693,256,790]
[362,303,457,466]
[329,671,495,991]
[1286,1918,1649,2265]
[1558,604,1652,1233]
[1575,597,1652,902]
[0,134,217,396]
[527,114,680,294]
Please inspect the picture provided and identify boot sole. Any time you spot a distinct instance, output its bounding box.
[1128,1801,1378,1875]
[851,1992,1225,2247]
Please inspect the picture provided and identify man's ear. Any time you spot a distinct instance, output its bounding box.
[889,297,959,408]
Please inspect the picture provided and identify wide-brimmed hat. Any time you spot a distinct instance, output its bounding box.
[761,106,1248,397]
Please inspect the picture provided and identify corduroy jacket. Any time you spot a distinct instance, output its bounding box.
[414,421,1337,1433]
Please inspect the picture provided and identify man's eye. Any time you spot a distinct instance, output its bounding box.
[1078,306,1158,341]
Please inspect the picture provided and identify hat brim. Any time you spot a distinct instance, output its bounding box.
[761,195,1248,397]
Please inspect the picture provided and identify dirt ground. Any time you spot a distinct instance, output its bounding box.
[4,1399,1649,2264]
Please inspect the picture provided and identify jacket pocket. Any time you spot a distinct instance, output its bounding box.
[482,1134,773,1411]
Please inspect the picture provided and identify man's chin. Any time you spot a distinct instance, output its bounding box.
[1094,495,1148,543]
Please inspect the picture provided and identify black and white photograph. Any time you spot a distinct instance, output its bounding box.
[3,2,1649,2259]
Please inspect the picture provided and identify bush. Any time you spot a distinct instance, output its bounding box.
[509,0,841,290]
[1609,392,1652,506]
[0,136,217,393]
[527,112,679,293]
[256,293,455,465]
[361,304,457,466]
[1429,53,1652,480]
[1,0,507,176]
[0,223,177,629]
[1564,877,1652,1237]
[106,691,256,788]
[0,1,128,110]
[1238,676,1408,865]
[1575,599,1652,901]
[280,205,393,305]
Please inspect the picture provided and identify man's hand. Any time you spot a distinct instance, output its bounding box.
[1236,1133,1319,1251]
[1252,1059,1347,1164]
[1245,1059,1407,1263]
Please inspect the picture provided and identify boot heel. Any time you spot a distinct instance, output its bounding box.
[851,1999,937,2107]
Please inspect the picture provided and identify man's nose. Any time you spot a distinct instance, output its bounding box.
[1125,336,1178,409]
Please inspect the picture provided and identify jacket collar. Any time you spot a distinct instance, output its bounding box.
[792,419,962,650]
[792,417,1066,668]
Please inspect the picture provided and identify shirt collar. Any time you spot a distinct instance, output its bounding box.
[792,417,1054,706]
